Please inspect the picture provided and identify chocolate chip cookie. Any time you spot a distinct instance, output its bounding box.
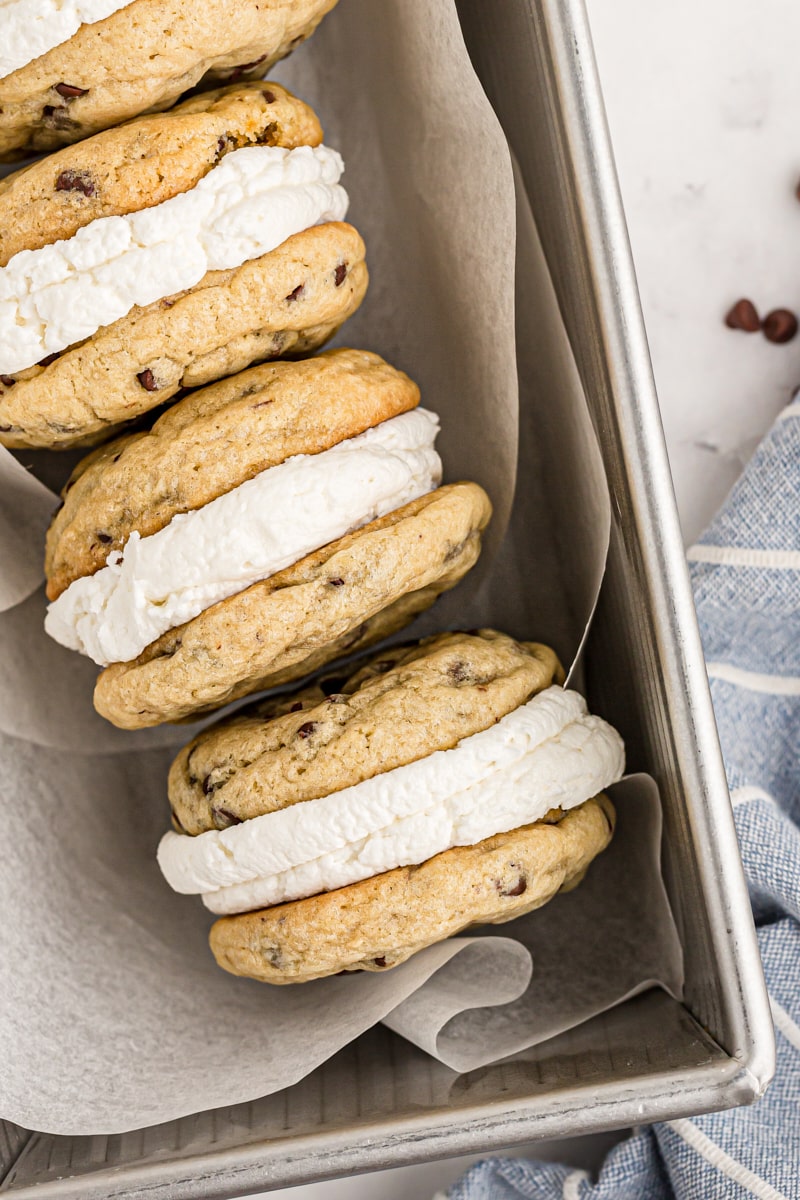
[46,348,412,598]
[0,0,339,161]
[169,630,563,834]
[0,224,368,449]
[208,796,615,984]
[93,482,493,728]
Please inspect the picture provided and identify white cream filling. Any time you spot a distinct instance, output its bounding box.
[0,144,348,375]
[45,408,442,666]
[0,0,132,78]
[156,686,625,915]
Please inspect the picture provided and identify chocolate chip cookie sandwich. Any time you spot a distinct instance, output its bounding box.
[43,349,492,728]
[0,0,338,160]
[0,82,367,448]
[156,630,625,984]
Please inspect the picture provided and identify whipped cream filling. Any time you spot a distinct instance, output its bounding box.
[0,145,348,375]
[0,0,132,78]
[45,408,441,666]
[157,686,626,915]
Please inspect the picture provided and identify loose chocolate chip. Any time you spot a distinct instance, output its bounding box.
[373,956,388,967]
[136,368,158,391]
[328,577,345,587]
[297,721,317,738]
[96,532,112,544]
[262,88,276,103]
[499,877,527,897]
[55,83,89,98]
[38,352,60,367]
[212,807,243,828]
[285,284,305,302]
[724,298,760,332]
[55,169,95,196]
[0,375,15,388]
[763,308,799,344]
[290,702,304,712]
[334,262,348,287]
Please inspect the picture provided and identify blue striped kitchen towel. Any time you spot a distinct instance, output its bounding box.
[444,396,800,1200]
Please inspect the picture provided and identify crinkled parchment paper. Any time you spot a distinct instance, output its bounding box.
[0,0,683,1134]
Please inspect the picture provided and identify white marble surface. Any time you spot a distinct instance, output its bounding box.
[243,0,792,1194]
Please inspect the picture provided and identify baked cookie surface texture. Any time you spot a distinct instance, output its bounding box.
[0,0,340,160]
[156,630,626,983]
[0,84,365,447]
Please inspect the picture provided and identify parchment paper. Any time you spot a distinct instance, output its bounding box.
[0,0,682,1135]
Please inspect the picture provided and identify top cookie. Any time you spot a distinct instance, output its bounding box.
[45,349,420,599]
[0,0,338,161]
[0,82,322,266]
[168,630,564,835]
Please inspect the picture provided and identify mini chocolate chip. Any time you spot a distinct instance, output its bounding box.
[297,721,317,738]
[763,308,799,344]
[285,284,305,302]
[55,169,95,196]
[328,577,345,587]
[55,83,89,98]
[216,136,227,155]
[500,877,527,897]
[724,298,760,332]
[334,262,348,287]
[290,702,304,712]
[96,532,112,544]
[137,368,158,391]
[212,806,243,828]
[262,88,276,102]
[0,375,15,388]
[38,352,60,367]
[373,956,387,967]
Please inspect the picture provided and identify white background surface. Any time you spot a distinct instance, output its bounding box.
[245,0,796,1194]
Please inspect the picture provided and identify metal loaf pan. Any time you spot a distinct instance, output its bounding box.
[0,0,774,1195]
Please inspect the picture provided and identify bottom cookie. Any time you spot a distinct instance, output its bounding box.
[209,796,615,985]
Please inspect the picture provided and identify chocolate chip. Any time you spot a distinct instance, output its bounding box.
[96,532,112,544]
[499,877,527,897]
[724,298,760,332]
[216,136,227,155]
[297,721,317,738]
[136,368,158,391]
[251,398,274,409]
[0,375,15,388]
[328,577,345,587]
[448,661,471,683]
[55,169,95,196]
[290,702,304,712]
[38,352,60,367]
[285,284,305,302]
[54,83,88,98]
[212,807,243,829]
[0,425,14,433]
[763,308,799,344]
[334,263,347,287]
[201,775,216,795]
[255,122,278,146]
[262,88,276,103]
[373,956,387,967]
